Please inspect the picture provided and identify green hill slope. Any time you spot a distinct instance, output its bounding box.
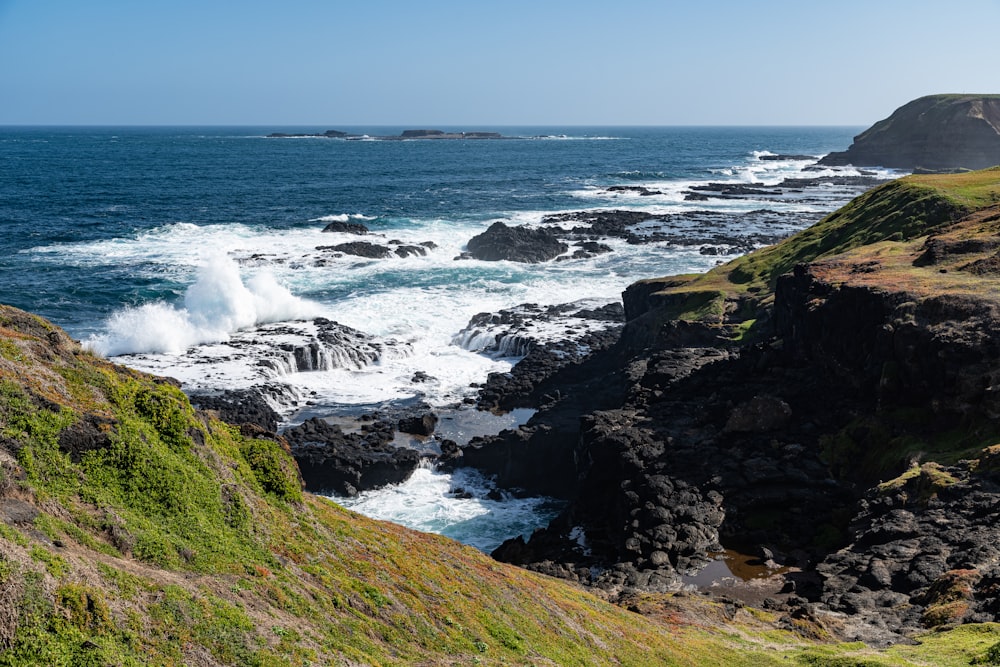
[1,305,712,665]
[624,167,1000,344]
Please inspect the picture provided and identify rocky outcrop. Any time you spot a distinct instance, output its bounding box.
[285,417,421,497]
[463,222,569,263]
[316,241,393,259]
[316,239,435,260]
[188,388,282,433]
[397,412,438,436]
[478,171,1000,643]
[816,461,1000,643]
[400,129,503,139]
[819,94,1000,171]
[267,130,348,138]
[321,219,370,234]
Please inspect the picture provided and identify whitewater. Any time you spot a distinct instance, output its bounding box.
[0,126,898,552]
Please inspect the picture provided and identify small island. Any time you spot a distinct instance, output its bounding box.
[267,128,507,140]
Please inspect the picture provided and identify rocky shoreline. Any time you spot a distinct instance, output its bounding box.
[164,128,1000,646]
[433,169,1000,646]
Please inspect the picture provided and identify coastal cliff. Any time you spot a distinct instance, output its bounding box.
[477,167,1000,647]
[820,94,1000,172]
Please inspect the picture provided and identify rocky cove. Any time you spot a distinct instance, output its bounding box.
[276,166,1000,648]
[202,165,1000,648]
[168,102,1000,648]
[453,168,1000,645]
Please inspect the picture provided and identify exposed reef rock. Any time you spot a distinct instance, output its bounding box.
[321,219,370,234]
[316,239,433,259]
[463,222,569,263]
[820,94,1000,172]
[285,417,421,497]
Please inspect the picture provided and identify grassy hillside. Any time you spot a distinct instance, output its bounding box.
[3,281,1000,662]
[0,304,707,665]
[629,167,1000,334]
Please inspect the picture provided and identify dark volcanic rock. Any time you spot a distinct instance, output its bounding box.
[689,184,776,197]
[397,413,438,436]
[321,220,370,234]
[556,241,614,261]
[317,241,393,259]
[759,154,816,161]
[487,326,858,600]
[816,462,1000,642]
[819,94,1000,171]
[58,414,116,462]
[607,185,663,196]
[465,222,569,263]
[189,389,282,433]
[452,301,625,412]
[393,244,428,258]
[285,417,420,497]
[540,208,827,250]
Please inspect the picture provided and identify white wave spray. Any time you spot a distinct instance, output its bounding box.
[86,253,325,357]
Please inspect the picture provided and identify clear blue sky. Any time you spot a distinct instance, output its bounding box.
[2,0,999,126]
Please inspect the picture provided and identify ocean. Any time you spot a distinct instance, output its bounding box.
[0,125,895,551]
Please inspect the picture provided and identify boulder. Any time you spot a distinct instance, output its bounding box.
[285,417,420,496]
[465,222,569,263]
[397,413,438,436]
[321,220,370,234]
[316,241,392,259]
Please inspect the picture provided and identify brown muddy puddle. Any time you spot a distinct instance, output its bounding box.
[681,549,789,588]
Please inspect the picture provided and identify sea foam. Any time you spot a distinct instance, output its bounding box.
[308,213,377,223]
[333,462,564,553]
[86,253,325,357]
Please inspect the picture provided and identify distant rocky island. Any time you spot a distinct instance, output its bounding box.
[267,128,508,140]
[820,94,1000,172]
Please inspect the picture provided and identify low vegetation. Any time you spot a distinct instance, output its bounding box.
[631,167,1000,336]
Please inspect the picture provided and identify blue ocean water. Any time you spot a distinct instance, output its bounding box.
[0,125,887,551]
[1,125,862,335]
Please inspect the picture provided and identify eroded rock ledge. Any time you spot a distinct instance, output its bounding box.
[455,172,1000,646]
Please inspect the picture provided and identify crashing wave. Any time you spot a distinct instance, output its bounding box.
[85,252,325,357]
[452,300,623,359]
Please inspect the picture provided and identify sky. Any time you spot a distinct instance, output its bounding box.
[1,0,999,126]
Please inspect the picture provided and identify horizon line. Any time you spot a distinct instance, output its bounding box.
[0,122,867,128]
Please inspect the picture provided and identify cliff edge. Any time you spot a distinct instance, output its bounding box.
[481,167,1000,650]
[819,94,1000,172]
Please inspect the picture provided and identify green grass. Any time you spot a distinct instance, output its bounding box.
[637,168,1000,327]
